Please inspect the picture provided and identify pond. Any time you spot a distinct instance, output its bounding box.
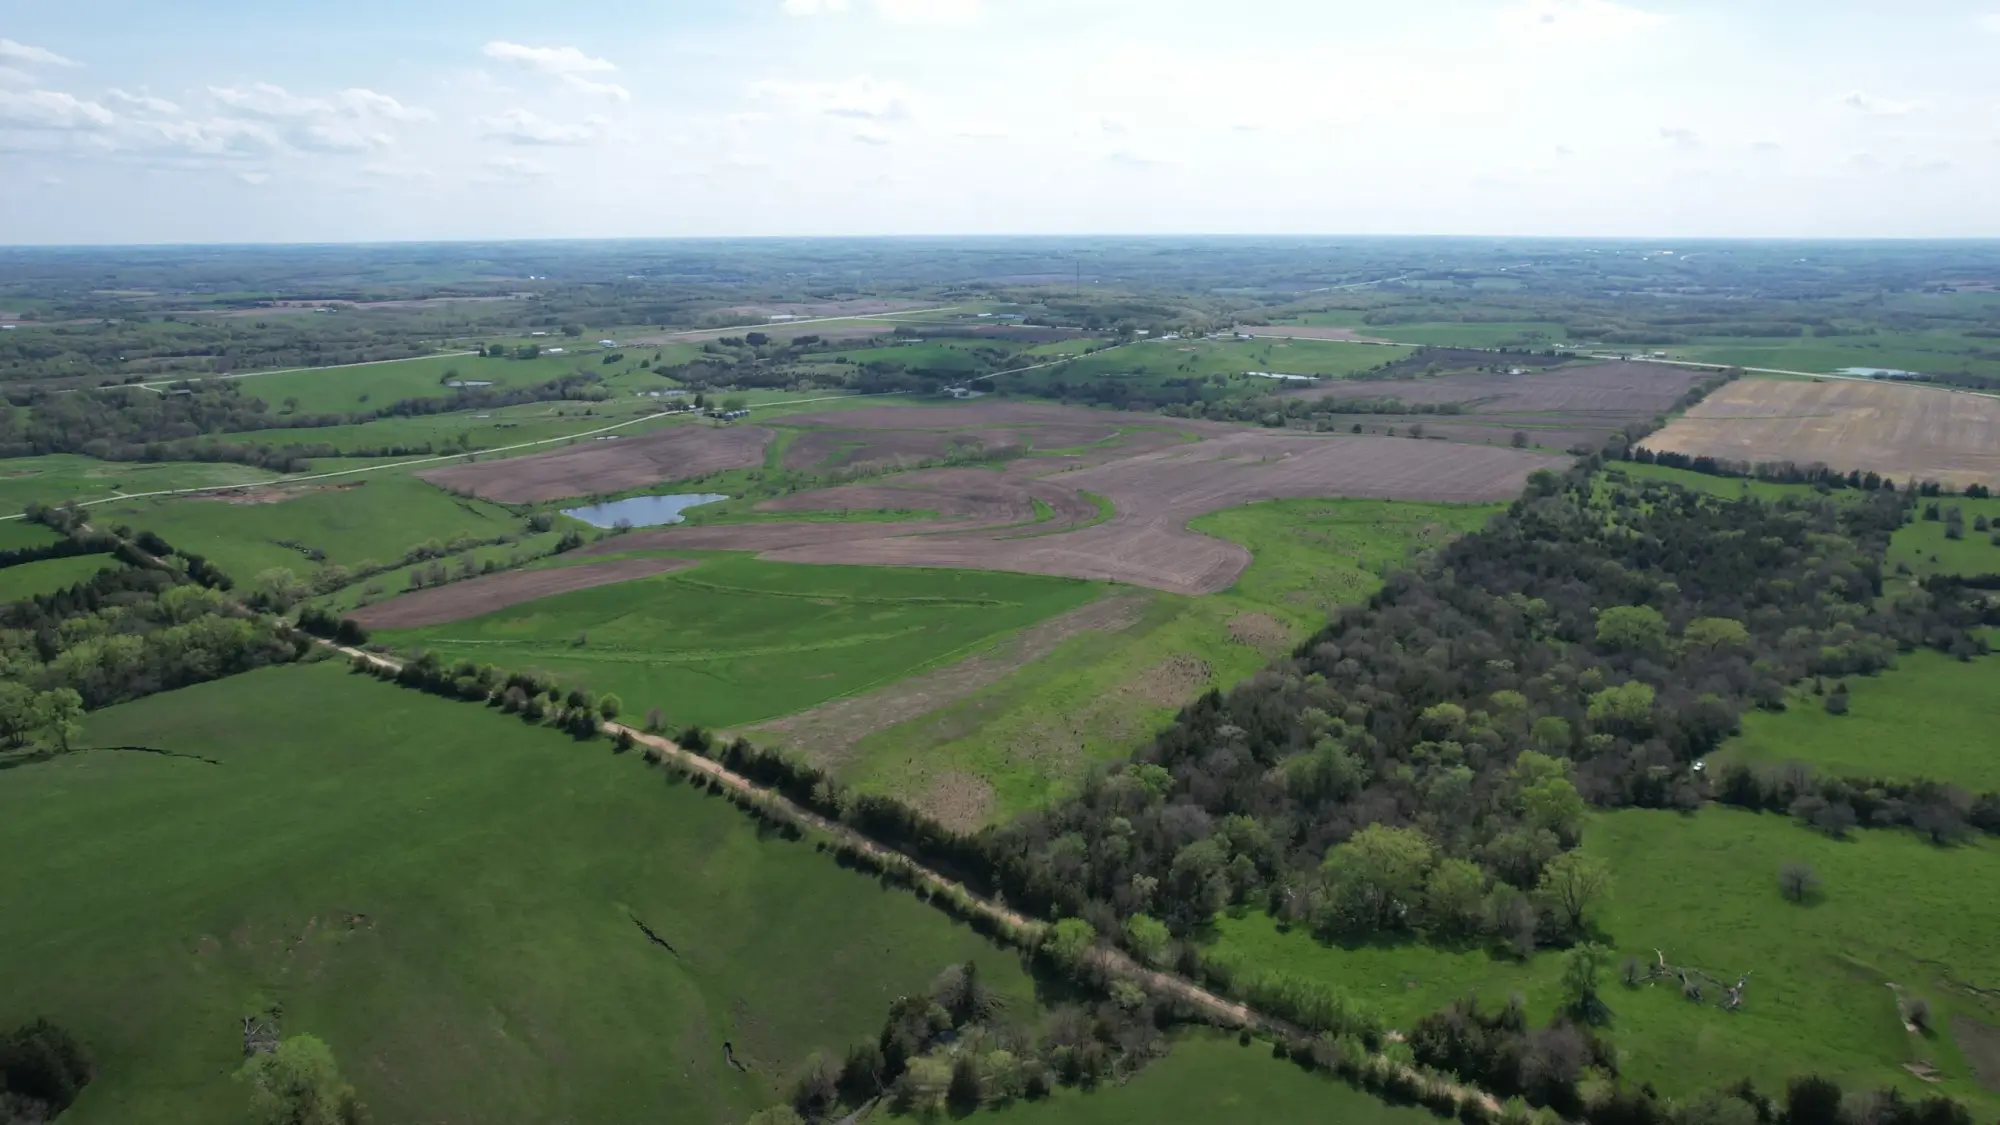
[561,493,727,528]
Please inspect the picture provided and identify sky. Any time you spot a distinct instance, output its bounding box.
[1,0,1998,244]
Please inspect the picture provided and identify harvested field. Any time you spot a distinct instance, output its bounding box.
[415,424,772,503]
[714,299,933,318]
[627,320,898,345]
[779,420,1128,472]
[779,402,1232,435]
[348,557,694,628]
[1641,378,2000,489]
[590,404,1565,594]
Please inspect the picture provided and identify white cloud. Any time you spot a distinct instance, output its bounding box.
[292,122,394,153]
[1658,125,1701,149]
[0,39,79,68]
[850,124,891,145]
[0,89,114,130]
[113,116,281,159]
[560,74,631,101]
[953,121,1008,139]
[750,75,913,120]
[479,108,607,145]
[209,83,431,122]
[1499,0,1666,43]
[1902,157,1953,174]
[1750,139,1782,153]
[1838,91,1923,115]
[237,170,271,185]
[1978,13,2000,32]
[1554,144,1575,156]
[782,0,853,12]
[481,154,552,179]
[361,163,436,180]
[875,0,983,25]
[1848,151,1886,170]
[106,88,180,115]
[481,42,616,76]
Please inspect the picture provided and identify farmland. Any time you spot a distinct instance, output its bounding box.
[0,662,1041,1125]
[1642,378,2000,489]
[374,553,1105,730]
[762,497,1505,826]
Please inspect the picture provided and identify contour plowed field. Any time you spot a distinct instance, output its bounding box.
[348,556,697,628]
[1641,378,2000,488]
[579,406,1565,594]
[416,424,773,503]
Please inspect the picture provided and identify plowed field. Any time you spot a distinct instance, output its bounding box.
[579,405,1565,594]
[1641,378,2000,488]
[349,556,695,628]
[415,424,772,503]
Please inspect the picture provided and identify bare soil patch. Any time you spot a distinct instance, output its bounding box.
[416,424,772,503]
[1120,654,1214,707]
[1226,612,1292,652]
[755,468,1037,523]
[745,594,1149,768]
[917,772,999,834]
[1641,378,2000,488]
[1952,1016,2000,1093]
[349,557,694,629]
[591,426,1562,594]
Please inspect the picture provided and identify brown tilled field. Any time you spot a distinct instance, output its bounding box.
[1641,378,2000,488]
[1297,361,1703,414]
[415,424,772,503]
[1242,325,1394,343]
[578,405,1566,595]
[348,557,694,629]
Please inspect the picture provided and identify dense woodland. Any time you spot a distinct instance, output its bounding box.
[973,466,1986,946]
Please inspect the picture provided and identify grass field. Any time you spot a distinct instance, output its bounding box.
[0,662,1039,1125]
[0,454,282,512]
[225,395,675,455]
[219,351,580,414]
[1890,495,2000,577]
[0,552,121,601]
[377,553,1105,729]
[1606,461,1826,501]
[1671,332,2000,381]
[831,499,1502,822]
[1206,806,2000,1109]
[1349,321,1568,348]
[0,518,59,550]
[1710,649,2000,791]
[93,471,528,583]
[960,1030,1434,1125]
[1030,338,1411,391]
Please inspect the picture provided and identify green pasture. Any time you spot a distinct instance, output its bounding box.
[377,553,1104,729]
[1668,332,2000,380]
[959,1030,1433,1125]
[225,395,679,455]
[0,552,121,601]
[827,499,1502,822]
[1206,805,2000,1110]
[94,471,527,583]
[1605,462,1826,502]
[831,342,992,372]
[1891,495,2000,578]
[311,529,578,617]
[1369,322,1568,348]
[209,351,592,415]
[0,662,1037,1125]
[0,518,59,549]
[0,454,281,512]
[1710,649,2000,791]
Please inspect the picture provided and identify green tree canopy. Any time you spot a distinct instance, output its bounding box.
[1319,824,1437,931]
[1595,604,1669,653]
[235,1034,366,1125]
[1537,851,1613,935]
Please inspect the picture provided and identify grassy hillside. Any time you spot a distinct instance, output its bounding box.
[826,498,1502,823]
[0,662,1037,1125]
[380,553,1105,729]
[0,553,120,602]
[1206,807,2000,1110]
[1711,649,2000,791]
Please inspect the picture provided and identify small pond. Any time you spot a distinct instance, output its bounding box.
[561,493,727,528]
[445,379,494,388]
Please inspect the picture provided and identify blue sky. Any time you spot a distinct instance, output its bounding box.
[1,0,1997,243]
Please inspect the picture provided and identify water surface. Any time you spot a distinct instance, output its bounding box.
[562,493,727,528]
